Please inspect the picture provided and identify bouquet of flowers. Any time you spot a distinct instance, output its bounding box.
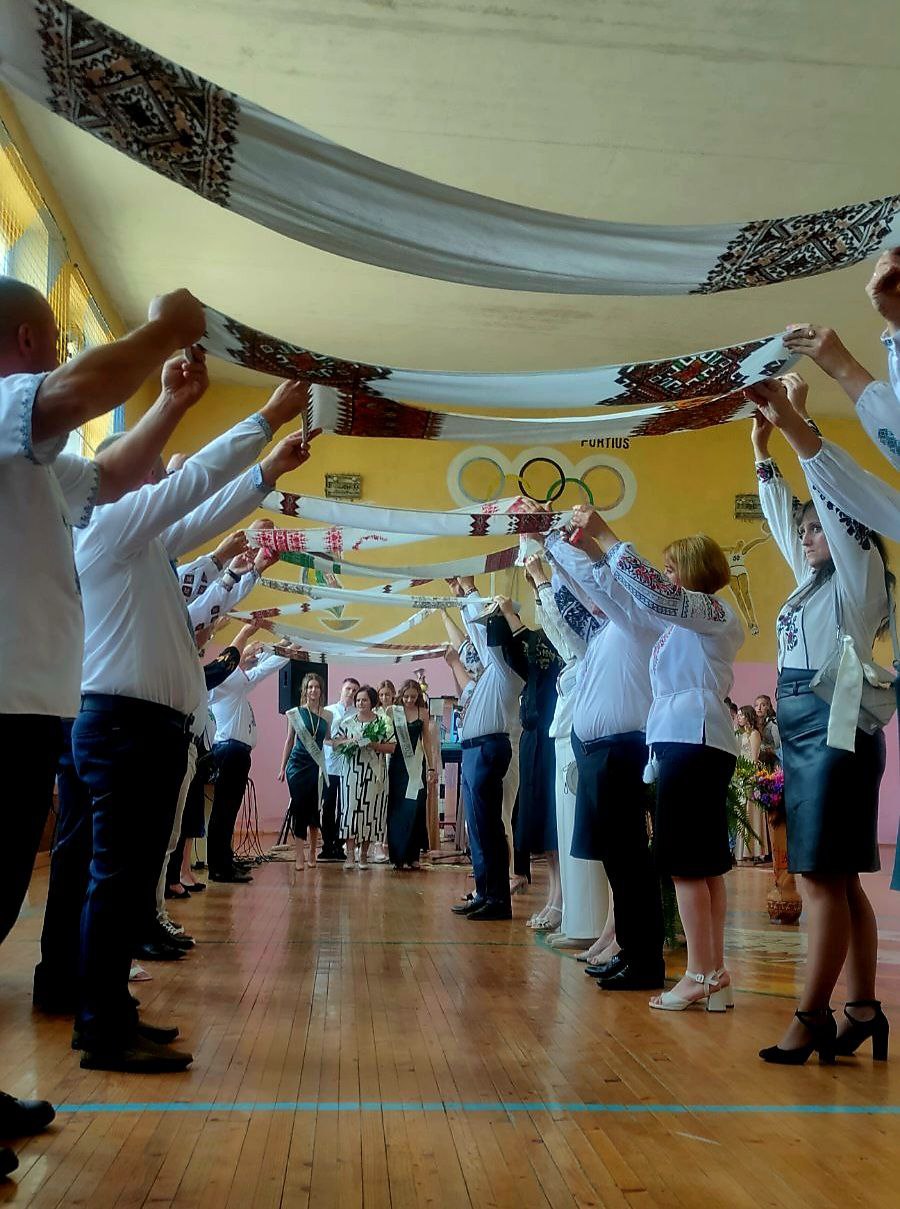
[337,714,391,757]
[753,766,785,823]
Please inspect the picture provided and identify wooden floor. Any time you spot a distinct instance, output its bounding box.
[2,848,900,1208]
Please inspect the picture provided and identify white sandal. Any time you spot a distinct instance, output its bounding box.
[649,971,728,1013]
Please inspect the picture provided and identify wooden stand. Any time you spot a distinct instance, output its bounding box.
[766,814,802,924]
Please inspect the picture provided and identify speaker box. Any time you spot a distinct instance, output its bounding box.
[277,659,329,714]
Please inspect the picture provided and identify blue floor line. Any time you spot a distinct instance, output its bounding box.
[53,1100,900,1116]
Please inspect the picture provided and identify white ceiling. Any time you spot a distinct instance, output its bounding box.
[7,0,900,407]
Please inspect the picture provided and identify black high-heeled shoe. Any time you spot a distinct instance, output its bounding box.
[833,1000,889,1061]
[759,1008,837,1066]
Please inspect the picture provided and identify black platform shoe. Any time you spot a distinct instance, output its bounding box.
[833,1000,889,1061]
[759,1008,837,1066]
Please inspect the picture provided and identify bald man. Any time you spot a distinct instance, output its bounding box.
[0,276,204,1167]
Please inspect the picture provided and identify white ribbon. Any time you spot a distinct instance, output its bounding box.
[255,577,496,610]
[255,496,560,539]
[392,704,425,802]
[286,706,328,805]
[276,547,518,582]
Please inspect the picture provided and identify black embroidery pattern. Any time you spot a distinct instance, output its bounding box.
[693,196,900,294]
[36,0,239,204]
[811,486,873,550]
[614,339,784,404]
[220,315,392,391]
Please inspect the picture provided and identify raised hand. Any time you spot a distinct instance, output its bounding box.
[228,551,255,576]
[147,289,206,346]
[259,429,314,487]
[160,346,208,408]
[782,324,855,379]
[571,504,600,536]
[781,372,810,417]
[523,553,549,587]
[745,378,792,429]
[259,380,311,430]
[213,530,248,565]
[865,248,900,329]
[253,547,281,573]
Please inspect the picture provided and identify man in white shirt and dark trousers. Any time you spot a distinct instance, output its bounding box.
[71,378,312,1073]
[206,646,290,881]
[0,277,209,1172]
[318,677,360,861]
[449,577,524,921]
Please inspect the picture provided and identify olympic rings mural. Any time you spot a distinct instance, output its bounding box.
[445,445,637,520]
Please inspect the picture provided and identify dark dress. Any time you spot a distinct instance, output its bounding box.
[286,708,326,838]
[387,715,427,867]
[514,630,562,855]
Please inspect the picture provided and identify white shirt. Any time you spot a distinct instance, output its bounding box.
[179,553,221,603]
[534,585,579,741]
[546,535,655,744]
[209,653,288,748]
[0,372,99,716]
[456,598,524,742]
[606,542,744,755]
[800,438,900,542]
[854,331,900,471]
[187,566,260,633]
[77,414,271,717]
[756,457,888,672]
[324,699,355,774]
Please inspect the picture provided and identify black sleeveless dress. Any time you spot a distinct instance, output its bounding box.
[387,716,427,866]
[286,708,326,837]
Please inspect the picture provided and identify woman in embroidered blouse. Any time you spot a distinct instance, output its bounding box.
[748,376,891,1065]
[331,685,395,869]
[569,505,744,1014]
[278,672,331,870]
[386,679,436,870]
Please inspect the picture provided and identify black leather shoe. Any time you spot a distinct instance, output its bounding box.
[79,1035,193,1073]
[597,961,666,991]
[153,924,194,951]
[0,1091,55,1136]
[32,990,77,1015]
[134,941,185,962]
[72,1020,180,1051]
[0,1146,17,1177]
[450,897,484,916]
[467,901,512,921]
[585,952,626,979]
[209,869,253,884]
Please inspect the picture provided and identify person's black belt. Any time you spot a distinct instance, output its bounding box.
[214,737,253,753]
[460,731,507,750]
[571,729,646,757]
[80,693,194,732]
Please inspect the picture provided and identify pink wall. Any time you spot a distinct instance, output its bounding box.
[243,656,899,849]
[244,658,457,831]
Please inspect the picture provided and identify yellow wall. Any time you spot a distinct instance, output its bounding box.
[165,381,898,665]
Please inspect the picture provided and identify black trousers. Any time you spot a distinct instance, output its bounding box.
[35,719,91,999]
[73,696,189,1046]
[572,732,663,965]
[207,739,252,874]
[320,773,345,857]
[0,714,64,946]
[461,733,512,907]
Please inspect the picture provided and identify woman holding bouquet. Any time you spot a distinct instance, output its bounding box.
[278,672,331,870]
[387,680,436,869]
[332,685,394,869]
[734,706,768,863]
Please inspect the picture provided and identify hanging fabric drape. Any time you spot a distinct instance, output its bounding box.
[202,307,795,411]
[301,382,793,444]
[251,577,496,609]
[262,641,445,663]
[277,546,518,582]
[3,0,898,296]
[249,507,556,542]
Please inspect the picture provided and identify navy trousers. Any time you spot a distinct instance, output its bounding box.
[73,697,189,1046]
[0,714,63,946]
[207,739,252,874]
[461,733,512,907]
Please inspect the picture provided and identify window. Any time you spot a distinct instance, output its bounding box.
[0,119,120,456]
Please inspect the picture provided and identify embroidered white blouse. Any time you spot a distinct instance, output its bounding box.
[534,584,579,742]
[545,535,655,745]
[209,653,288,749]
[755,457,888,673]
[604,541,744,755]
[800,438,899,542]
[854,332,900,471]
[456,597,523,742]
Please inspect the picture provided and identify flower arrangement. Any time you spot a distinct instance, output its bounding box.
[337,714,391,757]
[753,766,785,823]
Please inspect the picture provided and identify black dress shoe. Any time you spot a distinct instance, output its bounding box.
[134,941,185,962]
[585,952,626,979]
[450,897,484,915]
[0,1146,17,1177]
[153,924,194,951]
[0,1091,55,1136]
[597,960,666,991]
[32,990,77,1016]
[79,1035,193,1073]
[72,1019,180,1050]
[209,869,252,884]
[467,901,512,921]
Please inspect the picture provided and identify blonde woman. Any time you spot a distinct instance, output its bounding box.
[387,680,437,869]
[373,681,397,862]
[570,505,744,1012]
[278,672,331,869]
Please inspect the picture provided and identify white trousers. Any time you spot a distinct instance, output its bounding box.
[156,739,198,917]
[554,734,609,940]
